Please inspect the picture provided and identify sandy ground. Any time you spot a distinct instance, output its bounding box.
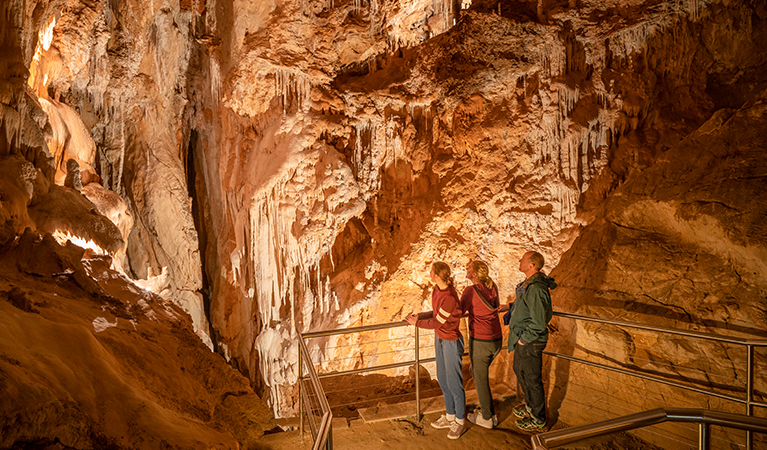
[257,396,652,450]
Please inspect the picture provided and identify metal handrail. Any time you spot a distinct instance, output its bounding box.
[554,311,767,345]
[547,311,767,450]
[298,332,333,450]
[531,408,767,450]
[298,308,767,449]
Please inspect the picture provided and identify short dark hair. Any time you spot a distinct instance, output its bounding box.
[529,252,545,271]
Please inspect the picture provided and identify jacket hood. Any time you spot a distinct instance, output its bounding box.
[473,282,500,308]
[524,272,557,290]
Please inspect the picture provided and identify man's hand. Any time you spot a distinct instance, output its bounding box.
[405,314,418,326]
[517,339,525,346]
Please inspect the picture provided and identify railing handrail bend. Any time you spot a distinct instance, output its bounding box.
[531,408,767,450]
[297,332,333,450]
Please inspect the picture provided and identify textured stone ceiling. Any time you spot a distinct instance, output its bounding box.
[1,0,766,446]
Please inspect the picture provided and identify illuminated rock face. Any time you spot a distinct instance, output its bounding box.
[548,98,767,448]
[1,0,766,429]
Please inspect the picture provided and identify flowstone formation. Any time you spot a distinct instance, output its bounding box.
[2,0,766,433]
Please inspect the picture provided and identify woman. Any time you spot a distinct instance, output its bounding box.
[462,259,502,429]
[405,261,466,440]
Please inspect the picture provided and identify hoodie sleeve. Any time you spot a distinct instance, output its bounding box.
[417,293,458,331]
[519,284,550,344]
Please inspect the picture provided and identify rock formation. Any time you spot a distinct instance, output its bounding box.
[0,231,276,449]
[1,0,766,446]
[548,94,767,448]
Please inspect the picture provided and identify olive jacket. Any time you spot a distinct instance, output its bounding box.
[506,272,557,352]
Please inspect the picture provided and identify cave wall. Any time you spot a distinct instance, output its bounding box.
[0,228,276,449]
[198,0,767,415]
[547,95,767,448]
[2,0,766,425]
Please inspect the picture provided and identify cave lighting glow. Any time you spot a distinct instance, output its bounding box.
[28,15,57,95]
[52,230,107,255]
[41,16,56,51]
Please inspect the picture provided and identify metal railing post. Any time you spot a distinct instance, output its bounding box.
[327,422,333,450]
[297,309,767,449]
[415,327,421,421]
[698,422,710,450]
[746,344,754,450]
[533,408,767,449]
[299,336,304,436]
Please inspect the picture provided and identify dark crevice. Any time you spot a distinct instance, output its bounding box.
[185,129,218,353]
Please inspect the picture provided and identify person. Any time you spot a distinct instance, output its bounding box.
[405,261,466,439]
[506,251,556,432]
[462,260,502,429]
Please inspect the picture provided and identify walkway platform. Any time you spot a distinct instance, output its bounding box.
[358,384,516,423]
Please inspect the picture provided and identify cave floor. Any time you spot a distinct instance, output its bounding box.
[259,396,648,450]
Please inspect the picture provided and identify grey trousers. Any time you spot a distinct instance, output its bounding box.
[469,337,502,420]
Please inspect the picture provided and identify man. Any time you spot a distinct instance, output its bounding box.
[506,251,556,432]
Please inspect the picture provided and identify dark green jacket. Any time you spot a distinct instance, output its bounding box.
[508,272,556,352]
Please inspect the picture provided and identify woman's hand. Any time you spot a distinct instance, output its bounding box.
[405,314,418,326]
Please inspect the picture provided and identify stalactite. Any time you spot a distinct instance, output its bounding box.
[247,150,367,413]
[206,0,218,32]
[445,0,452,31]
[210,55,221,102]
[354,119,375,186]
[609,21,660,63]
[688,0,699,20]
[369,0,379,36]
[117,99,125,195]
[541,41,566,78]
[275,68,311,114]
[558,85,580,117]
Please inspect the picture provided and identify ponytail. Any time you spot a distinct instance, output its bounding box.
[432,261,454,286]
[472,260,494,290]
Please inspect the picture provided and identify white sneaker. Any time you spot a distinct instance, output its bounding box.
[430,414,453,429]
[447,421,465,439]
[467,411,494,429]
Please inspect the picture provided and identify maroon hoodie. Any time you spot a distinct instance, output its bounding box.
[461,283,502,341]
[416,285,462,341]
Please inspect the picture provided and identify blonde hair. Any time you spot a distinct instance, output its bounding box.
[471,259,494,290]
[432,261,454,286]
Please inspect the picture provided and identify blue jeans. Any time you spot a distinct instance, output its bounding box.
[513,341,547,421]
[435,336,465,419]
